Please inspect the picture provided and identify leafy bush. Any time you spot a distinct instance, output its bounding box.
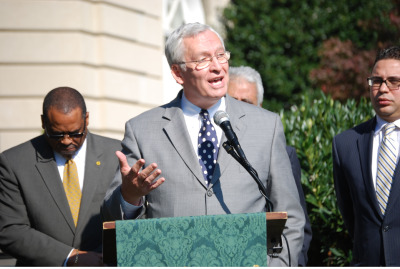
[222,0,397,111]
[309,38,376,101]
[280,91,375,266]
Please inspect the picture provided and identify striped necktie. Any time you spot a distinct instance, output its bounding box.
[63,158,82,226]
[376,123,397,216]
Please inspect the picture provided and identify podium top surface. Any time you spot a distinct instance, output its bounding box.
[103,212,287,229]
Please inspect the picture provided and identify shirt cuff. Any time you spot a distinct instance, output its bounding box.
[63,249,75,267]
[120,193,143,219]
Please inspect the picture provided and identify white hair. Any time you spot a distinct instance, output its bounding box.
[229,66,264,106]
[165,22,225,71]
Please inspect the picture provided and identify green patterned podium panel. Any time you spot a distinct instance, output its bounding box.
[115,212,267,267]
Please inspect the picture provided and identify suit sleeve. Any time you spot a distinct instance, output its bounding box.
[287,146,312,266]
[332,136,355,239]
[102,121,145,221]
[0,153,72,266]
[267,116,305,267]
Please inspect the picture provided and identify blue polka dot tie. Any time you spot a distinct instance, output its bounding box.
[198,109,219,186]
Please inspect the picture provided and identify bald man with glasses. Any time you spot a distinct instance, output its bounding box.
[0,87,121,266]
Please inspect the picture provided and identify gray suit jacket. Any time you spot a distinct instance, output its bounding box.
[0,132,121,266]
[102,92,305,266]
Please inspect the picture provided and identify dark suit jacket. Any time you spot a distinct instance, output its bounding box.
[333,116,400,266]
[0,132,121,266]
[286,146,312,266]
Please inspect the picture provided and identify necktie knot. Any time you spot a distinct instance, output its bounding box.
[200,109,210,120]
[384,123,396,137]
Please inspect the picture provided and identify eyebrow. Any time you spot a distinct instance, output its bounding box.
[50,128,81,135]
[192,48,225,59]
[371,76,400,79]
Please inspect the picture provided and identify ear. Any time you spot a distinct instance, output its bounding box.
[171,65,184,85]
[41,115,45,129]
[85,111,90,127]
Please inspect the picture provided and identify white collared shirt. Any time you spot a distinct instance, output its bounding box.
[53,138,87,190]
[181,92,225,154]
[371,115,400,190]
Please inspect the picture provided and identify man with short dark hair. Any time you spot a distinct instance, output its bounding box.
[228,66,312,266]
[102,23,305,266]
[0,87,121,266]
[333,46,400,266]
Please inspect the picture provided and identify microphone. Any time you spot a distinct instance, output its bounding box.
[213,111,248,162]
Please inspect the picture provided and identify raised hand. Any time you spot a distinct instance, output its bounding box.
[116,151,165,205]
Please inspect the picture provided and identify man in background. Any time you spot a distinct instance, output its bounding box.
[0,87,121,266]
[228,66,312,266]
[333,46,400,266]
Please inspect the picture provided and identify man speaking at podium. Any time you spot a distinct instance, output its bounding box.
[102,22,305,266]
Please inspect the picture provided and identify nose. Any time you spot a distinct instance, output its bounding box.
[60,135,73,143]
[378,81,390,93]
[209,56,223,72]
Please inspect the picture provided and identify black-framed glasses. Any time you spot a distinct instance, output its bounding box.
[367,77,400,91]
[45,122,86,141]
[177,51,230,70]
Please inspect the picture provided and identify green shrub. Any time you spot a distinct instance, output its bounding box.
[280,91,375,266]
[222,0,397,111]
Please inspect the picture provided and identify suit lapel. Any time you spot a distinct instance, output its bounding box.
[35,137,76,232]
[210,95,247,188]
[76,132,103,231]
[163,94,206,188]
[357,117,383,219]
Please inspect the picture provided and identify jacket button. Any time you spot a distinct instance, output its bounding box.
[383,226,389,232]
[207,190,213,197]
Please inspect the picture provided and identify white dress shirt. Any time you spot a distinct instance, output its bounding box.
[371,115,400,190]
[121,92,226,219]
[53,139,87,266]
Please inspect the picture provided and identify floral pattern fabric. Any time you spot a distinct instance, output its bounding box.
[115,212,267,267]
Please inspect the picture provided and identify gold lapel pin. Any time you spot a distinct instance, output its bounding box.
[96,161,101,165]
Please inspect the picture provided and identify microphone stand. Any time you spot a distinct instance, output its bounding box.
[222,141,274,212]
[222,140,291,266]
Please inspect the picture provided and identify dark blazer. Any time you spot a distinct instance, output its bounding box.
[286,146,312,266]
[333,116,400,266]
[0,132,121,266]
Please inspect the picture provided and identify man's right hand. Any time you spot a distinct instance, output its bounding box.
[116,151,165,206]
[66,250,104,266]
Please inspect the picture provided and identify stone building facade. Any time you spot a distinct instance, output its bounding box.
[0,0,228,151]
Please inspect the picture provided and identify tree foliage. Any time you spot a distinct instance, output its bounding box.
[280,91,375,266]
[309,38,376,101]
[310,1,400,101]
[222,0,398,110]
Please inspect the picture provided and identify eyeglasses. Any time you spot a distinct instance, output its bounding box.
[177,51,231,70]
[367,77,400,91]
[45,123,86,141]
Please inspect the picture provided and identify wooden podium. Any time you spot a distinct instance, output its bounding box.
[103,212,287,266]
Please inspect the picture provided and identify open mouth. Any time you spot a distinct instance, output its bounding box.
[209,77,223,86]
